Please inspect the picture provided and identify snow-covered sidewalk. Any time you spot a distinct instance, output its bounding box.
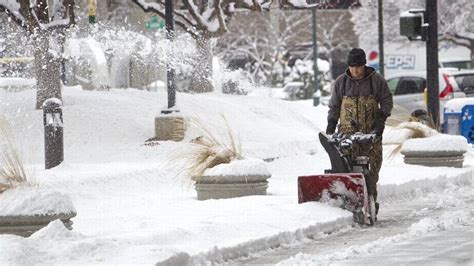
[0,88,472,264]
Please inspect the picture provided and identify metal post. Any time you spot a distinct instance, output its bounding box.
[378,0,385,77]
[426,0,439,128]
[164,0,176,112]
[312,8,319,105]
[43,99,64,169]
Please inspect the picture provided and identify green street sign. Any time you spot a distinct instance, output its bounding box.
[145,16,165,29]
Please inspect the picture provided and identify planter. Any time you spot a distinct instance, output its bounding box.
[0,187,77,237]
[400,135,468,168]
[0,212,76,237]
[195,159,271,200]
[195,174,270,200]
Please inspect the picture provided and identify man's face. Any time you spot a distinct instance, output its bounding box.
[349,66,365,79]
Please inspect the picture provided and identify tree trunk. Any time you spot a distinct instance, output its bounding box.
[190,36,213,93]
[34,32,62,109]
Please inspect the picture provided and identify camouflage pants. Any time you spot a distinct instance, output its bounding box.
[354,138,382,202]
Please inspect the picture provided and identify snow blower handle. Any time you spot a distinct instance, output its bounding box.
[350,132,377,145]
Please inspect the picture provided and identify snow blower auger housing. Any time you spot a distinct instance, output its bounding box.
[298,132,378,225]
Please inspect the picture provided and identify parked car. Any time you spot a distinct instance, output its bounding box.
[271,82,305,101]
[439,58,472,70]
[386,68,474,121]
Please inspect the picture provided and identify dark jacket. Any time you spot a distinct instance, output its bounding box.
[327,66,393,134]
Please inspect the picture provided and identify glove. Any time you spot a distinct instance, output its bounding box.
[371,112,388,137]
[326,118,338,134]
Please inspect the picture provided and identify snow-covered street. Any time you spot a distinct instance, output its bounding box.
[234,184,473,265]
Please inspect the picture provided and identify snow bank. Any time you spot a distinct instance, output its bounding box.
[401,134,469,153]
[0,186,76,216]
[378,169,472,202]
[203,158,270,176]
[0,77,35,87]
[171,217,352,265]
[443,98,474,113]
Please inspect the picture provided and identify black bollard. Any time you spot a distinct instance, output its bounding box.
[43,98,64,169]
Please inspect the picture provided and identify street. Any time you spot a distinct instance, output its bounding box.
[230,187,473,265]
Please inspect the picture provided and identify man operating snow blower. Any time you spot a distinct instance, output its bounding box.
[326,48,393,220]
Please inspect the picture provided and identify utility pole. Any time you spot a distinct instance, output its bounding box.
[164,0,176,112]
[426,0,439,127]
[378,0,384,77]
[311,8,319,104]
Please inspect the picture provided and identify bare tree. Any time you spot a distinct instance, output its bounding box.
[0,0,75,109]
[438,0,474,65]
[217,9,355,85]
[216,10,312,86]
[132,0,270,93]
[352,0,473,65]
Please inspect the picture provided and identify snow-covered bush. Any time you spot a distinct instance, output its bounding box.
[284,59,332,99]
[221,70,255,95]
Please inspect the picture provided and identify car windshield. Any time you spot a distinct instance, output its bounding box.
[442,61,472,69]
[454,74,474,91]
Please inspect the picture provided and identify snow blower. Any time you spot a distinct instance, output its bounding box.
[298,132,378,225]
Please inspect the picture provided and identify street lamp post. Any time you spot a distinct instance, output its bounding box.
[378,0,384,77]
[312,8,319,106]
[164,0,177,113]
[425,0,439,128]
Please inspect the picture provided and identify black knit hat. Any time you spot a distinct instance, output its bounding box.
[347,48,367,67]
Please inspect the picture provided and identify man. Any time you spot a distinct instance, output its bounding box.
[326,48,393,217]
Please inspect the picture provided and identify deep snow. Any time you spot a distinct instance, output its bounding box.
[0,87,472,264]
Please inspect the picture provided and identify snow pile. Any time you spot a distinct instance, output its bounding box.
[0,186,76,216]
[401,134,469,153]
[203,158,270,176]
[443,98,474,113]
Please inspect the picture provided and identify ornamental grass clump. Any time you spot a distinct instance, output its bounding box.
[0,117,29,193]
[167,115,242,181]
[384,105,438,158]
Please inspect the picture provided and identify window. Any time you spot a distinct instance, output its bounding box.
[387,78,399,93]
[442,61,472,69]
[454,74,474,91]
[395,77,425,95]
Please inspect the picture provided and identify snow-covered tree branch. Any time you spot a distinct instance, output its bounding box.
[438,0,473,65]
[352,0,473,65]
[132,0,271,93]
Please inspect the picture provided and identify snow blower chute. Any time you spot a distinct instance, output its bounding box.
[298,132,378,225]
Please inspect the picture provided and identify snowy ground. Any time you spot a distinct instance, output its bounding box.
[0,87,472,264]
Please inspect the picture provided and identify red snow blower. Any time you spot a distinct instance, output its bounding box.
[298,132,378,225]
